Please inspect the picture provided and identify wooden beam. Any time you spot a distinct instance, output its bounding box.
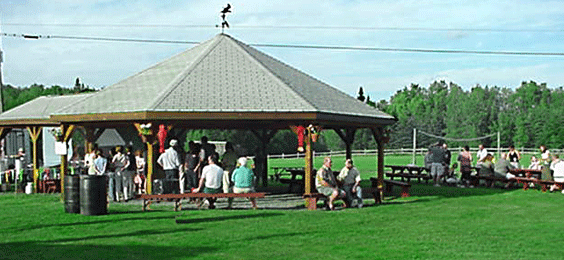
[59,124,76,198]
[26,126,42,193]
[370,127,389,204]
[333,128,356,159]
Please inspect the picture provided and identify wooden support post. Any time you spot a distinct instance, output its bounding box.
[304,127,313,195]
[134,123,158,194]
[26,126,42,193]
[371,127,389,204]
[59,124,76,198]
[333,128,356,160]
[82,127,105,155]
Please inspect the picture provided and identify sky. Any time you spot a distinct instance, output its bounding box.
[1,0,564,102]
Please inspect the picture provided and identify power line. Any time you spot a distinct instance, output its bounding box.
[4,23,564,33]
[2,32,564,57]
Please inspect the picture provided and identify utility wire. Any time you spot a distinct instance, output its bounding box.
[2,32,564,57]
[4,23,564,33]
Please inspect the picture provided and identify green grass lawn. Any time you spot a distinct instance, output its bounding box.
[1,154,562,260]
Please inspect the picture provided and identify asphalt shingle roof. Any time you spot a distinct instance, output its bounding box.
[52,34,394,123]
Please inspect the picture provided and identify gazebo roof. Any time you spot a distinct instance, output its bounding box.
[49,34,395,129]
[0,93,93,126]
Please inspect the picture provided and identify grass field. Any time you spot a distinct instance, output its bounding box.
[1,154,561,260]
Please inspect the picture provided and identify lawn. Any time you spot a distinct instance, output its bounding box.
[1,154,562,260]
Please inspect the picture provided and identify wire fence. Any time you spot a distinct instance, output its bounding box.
[266,147,558,159]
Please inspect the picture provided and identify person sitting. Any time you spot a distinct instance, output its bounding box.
[550,155,564,193]
[193,154,223,209]
[529,156,541,170]
[479,153,495,176]
[337,159,363,208]
[231,157,258,209]
[494,152,516,188]
[315,157,347,210]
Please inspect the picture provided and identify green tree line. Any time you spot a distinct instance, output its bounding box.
[372,80,564,150]
[4,80,563,155]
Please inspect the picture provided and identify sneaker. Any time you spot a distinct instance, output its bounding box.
[358,203,363,209]
[561,190,564,194]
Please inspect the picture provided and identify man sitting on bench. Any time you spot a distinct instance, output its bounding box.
[315,157,347,210]
[193,154,224,209]
[337,159,363,208]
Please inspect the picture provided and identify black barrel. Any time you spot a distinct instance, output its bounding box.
[80,175,107,216]
[64,175,80,213]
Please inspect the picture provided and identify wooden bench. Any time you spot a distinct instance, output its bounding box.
[538,180,564,192]
[139,192,266,211]
[474,175,516,188]
[370,177,411,198]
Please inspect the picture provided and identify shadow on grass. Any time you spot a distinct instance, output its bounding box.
[0,242,215,260]
[12,214,176,232]
[175,212,283,224]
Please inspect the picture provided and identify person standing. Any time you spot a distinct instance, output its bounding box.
[457,145,473,187]
[507,145,521,169]
[443,143,452,177]
[315,157,346,210]
[539,145,552,181]
[93,150,107,176]
[231,157,258,209]
[337,159,363,208]
[429,142,446,187]
[157,139,182,194]
[194,154,223,209]
[124,146,136,199]
[184,141,200,190]
[111,146,128,202]
[134,150,146,194]
[221,142,238,208]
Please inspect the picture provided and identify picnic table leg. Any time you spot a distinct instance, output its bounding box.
[174,199,181,211]
[401,186,410,197]
[305,197,318,210]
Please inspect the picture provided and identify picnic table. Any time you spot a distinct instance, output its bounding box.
[274,167,339,193]
[271,167,304,182]
[385,165,430,183]
[510,168,542,179]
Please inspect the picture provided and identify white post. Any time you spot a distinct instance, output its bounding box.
[412,128,416,164]
[497,131,501,157]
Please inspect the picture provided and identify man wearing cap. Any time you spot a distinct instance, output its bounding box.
[157,139,181,194]
[337,159,363,208]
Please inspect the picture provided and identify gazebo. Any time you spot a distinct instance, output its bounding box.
[0,33,396,204]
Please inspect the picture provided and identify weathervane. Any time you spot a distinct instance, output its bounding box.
[218,3,231,33]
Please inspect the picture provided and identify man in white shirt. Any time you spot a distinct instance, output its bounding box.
[476,144,488,167]
[157,139,181,194]
[194,153,223,209]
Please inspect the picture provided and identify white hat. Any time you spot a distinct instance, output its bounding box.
[169,139,178,147]
[238,157,248,167]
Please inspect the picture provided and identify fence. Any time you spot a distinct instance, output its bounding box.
[266,147,558,160]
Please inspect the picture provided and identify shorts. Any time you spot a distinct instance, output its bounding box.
[233,187,255,193]
[430,163,444,177]
[316,186,344,197]
[203,187,222,194]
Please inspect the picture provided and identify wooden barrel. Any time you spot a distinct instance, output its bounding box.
[80,175,107,216]
[64,175,80,213]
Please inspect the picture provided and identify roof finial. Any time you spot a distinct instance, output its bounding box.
[218,3,231,33]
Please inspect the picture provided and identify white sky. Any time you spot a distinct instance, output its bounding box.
[1,0,564,101]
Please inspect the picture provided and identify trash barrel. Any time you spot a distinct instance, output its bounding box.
[80,175,107,216]
[64,175,80,213]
